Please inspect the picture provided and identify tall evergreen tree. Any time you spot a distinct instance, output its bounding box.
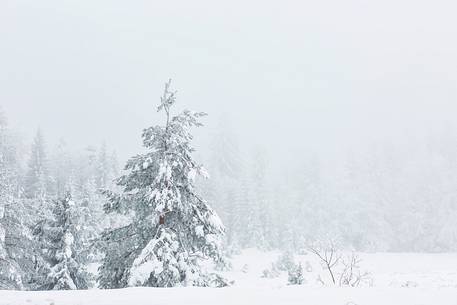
[71,174,103,263]
[0,174,25,290]
[25,129,50,200]
[0,111,23,289]
[0,110,40,290]
[96,142,110,189]
[51,138,73,198]
[204,117,244,252]
[99,81,225,288]
[248,148,271,249]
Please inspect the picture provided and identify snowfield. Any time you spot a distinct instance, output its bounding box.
[2,286,457,305]
[2,249,457,305]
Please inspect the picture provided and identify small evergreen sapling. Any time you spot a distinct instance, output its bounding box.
[288,263,305,285]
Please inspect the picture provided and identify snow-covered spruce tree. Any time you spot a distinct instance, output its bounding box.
[25,129,51,200]
[202,119,244,254]
[34,193,90,290]
[70,173,105,264]
[0,173,29,290]
[287,263,305,285]
[0,111,23,289]
[99,81,225,288]
[0,110,44,290]
[95,142,111,189]
[0,172,23,290]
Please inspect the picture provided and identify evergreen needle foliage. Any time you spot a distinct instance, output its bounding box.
[98,81,226,288]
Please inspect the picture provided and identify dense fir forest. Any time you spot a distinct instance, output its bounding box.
[2,84,457,291]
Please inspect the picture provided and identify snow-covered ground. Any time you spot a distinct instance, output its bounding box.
[227,249,457,289]
[2,286,457,305]
[2,249,457,305]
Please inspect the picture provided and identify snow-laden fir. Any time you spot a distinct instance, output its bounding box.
[33,194,90,290]
[98,81,226,288]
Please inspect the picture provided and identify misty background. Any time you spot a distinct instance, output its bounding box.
[2,0,457,252]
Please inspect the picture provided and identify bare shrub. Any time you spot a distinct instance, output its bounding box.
[307,241,372,287]
[338,252,372,287]
[307,240,341,285]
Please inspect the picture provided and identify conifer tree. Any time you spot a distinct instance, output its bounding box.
[0,186,25,290]
[99,80,225,288]
[71,174,103,263]
[25,129,50,200]
[96,142,109,189]
[51,138,73,198]
[0,111,24,289]
[0,110,41,290]
[35,194,90,290]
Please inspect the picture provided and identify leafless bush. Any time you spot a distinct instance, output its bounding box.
[307,240,341,285]
[307,241,372,287]
[338,252,372,287]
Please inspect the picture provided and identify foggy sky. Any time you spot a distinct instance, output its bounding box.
[1,0,457,164]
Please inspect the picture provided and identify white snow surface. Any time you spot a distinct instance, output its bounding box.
[2,249,457,305]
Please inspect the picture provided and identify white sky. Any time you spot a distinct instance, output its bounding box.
[1,0,457,162]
